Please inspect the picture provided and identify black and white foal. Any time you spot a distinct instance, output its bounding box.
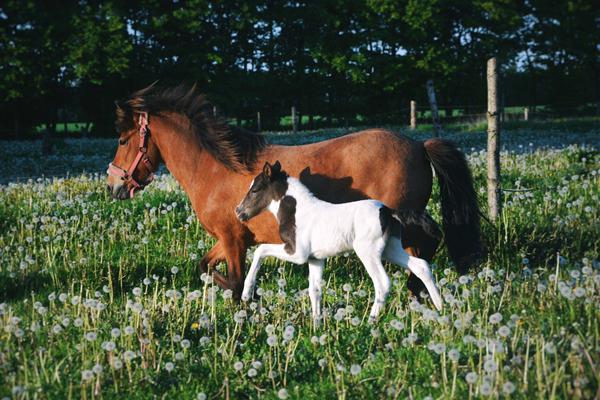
[235,161,443,321]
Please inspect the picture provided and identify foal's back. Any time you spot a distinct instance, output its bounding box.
[288,179,389,259]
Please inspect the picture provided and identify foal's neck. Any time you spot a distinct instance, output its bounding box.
[269,177,323,217]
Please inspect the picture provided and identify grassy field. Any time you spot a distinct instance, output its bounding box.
[0,122,598,399]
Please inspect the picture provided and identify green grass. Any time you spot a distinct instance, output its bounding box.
[0,126,598,399]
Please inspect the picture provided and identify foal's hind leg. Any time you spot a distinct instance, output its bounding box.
[354,240,391,321]
[384,237,443,311]
[402,224,441,297]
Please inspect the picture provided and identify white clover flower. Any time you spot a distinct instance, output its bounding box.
[318,358,327,368]
[283,325,295,339]
[233,361,244,371]
[165,362,175,372]
[171,267,179,275]
[200,336,210,346]
[173,334,182,343]
[247,368,257,377]
[265,324,276,335]
[175,352,184,361]
[502,381,516,395]
[489,312,503,324]
[85,332,97,342]
[267,335,277,347]
[111,328,121,338]
[497,325,511,338]
[479,381,492,396]
[92,364,103,375]
[252,361,262,369]
[277,388,289,399]
[433,343,445,355]
[132,287,142,296]
[222,289,233,300]
[81,370,94,381]
[350,364,362,376]
[197,393,207,400]
[390,319,404,331]
[448,348,460,362]
[181,339,191,349]
[483,359,497,373]
[319,334,327,346]
[124,326,134,335]
[351,316,360,326]
[102,341,116,352]
[123,350,136,361]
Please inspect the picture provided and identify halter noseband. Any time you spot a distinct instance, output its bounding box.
[107,112,155,198]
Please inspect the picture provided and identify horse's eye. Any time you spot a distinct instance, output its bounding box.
[251,186,262,193]
[119,138,128,146]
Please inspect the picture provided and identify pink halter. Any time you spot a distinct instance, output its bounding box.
[107,112,155,198]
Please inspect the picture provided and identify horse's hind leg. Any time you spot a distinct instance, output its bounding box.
[384,237,443,311]
[354,240,391,321]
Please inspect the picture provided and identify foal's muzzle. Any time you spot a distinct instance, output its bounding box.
[235,205,249,222]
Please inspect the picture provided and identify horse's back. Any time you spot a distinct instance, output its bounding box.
[262,128,432,208]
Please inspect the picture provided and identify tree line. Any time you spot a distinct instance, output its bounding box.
[1,0,598,137]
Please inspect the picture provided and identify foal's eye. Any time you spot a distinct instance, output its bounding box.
[119,138,128,146]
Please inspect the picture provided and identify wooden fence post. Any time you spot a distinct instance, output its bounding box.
[426,80,442,137]
[257,111,262,132]
[487,57,501,221]
[523,107,529,121]
[291,106,298,134]
[410,100,417,129]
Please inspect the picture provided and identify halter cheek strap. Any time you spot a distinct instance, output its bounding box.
[107,112,155,198]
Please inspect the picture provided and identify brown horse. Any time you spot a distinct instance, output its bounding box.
[107,84,482,298]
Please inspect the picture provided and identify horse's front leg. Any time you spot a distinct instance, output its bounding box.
[198,241,230,289]
[221,237,249,300]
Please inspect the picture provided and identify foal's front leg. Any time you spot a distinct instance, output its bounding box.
[307,259,324,322]
[241,244,306,301]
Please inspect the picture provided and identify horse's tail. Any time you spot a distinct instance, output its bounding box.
[423,138,483,273]
[391,209,442,242]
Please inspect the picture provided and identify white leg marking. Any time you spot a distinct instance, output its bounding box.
[384,237,443,311]
[308,259,324,323]
[354,240,390,321]
[241,244,306,302]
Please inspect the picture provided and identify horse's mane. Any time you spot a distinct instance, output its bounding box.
[115,83,266,172]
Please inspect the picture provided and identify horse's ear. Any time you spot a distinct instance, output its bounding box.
[263,162,272,179]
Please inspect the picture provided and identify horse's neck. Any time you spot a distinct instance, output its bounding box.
[151,115,228,201]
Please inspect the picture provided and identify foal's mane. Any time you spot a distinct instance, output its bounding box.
[116,83,266,172]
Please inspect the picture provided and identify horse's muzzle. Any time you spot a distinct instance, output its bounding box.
[107,183,132,200]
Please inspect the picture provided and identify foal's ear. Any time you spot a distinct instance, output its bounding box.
[272,160,281,173]
[263,162,272,179]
